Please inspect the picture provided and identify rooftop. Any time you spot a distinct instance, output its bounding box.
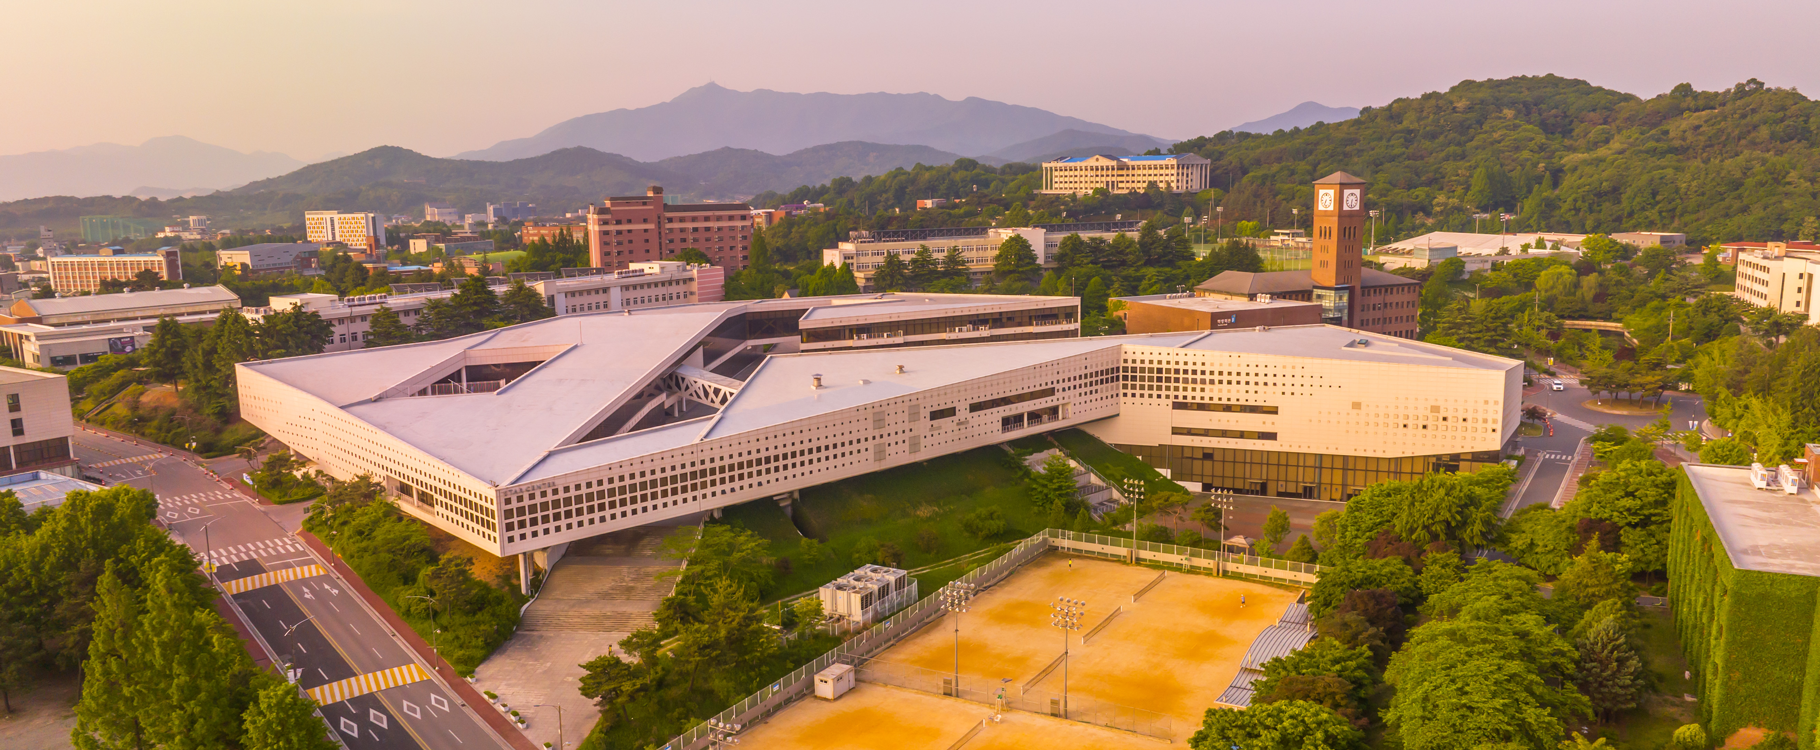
[1052,154,1202,164]
[0,364,64,386]
[1116,294,1318,313]
[1195,268,1417,296]
[1,471,104,512]
[16,285,241,318]
[1683,463,1820,577]
[1381,231,1586,256]
[796,293,1073,324]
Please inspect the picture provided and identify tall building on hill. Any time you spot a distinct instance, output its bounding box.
[1039,154,1211,195]
[304,211,387,251]
[586,187,753,271]
[1196,173,1419,338]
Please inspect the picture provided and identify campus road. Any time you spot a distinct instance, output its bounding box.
[1505,375,1709,513]
[76,428,505,750]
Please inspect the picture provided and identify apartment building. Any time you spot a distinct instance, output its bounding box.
[424,202,463,223]
[217,243,320,276]
[821,220,1141,290]
[488,202,538,223]
[304,211,388,251]
[1039,154,1212,195]
[1733,242,1820,322]
[238,316,1516,586]
[0,366,76,478]
[48,247,182,294]
[586,187,753,271]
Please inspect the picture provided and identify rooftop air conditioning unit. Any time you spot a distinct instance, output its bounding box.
[1779,464,1805,495]
[1750,462,1775,490]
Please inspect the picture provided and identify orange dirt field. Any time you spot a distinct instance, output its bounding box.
[740,553,1298,746]
[736,683,1167,750]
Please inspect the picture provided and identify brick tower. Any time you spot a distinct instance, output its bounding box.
[1310,171,1367,326]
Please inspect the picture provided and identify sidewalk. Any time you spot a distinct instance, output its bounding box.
[298,531,541,750]
[1552,437,1593,509]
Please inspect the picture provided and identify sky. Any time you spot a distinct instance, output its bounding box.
[6,0,1813,161]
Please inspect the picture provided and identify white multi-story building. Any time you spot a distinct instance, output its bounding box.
[217,243,320,276]
[238,300,1519,589]
[822,221,1140,290]
[304,211,388,251]
[1040,154,1211,195]
[48,248,182,294]
[424,202,462,224]
[0,366,77,478]
[1733,242,1820,322]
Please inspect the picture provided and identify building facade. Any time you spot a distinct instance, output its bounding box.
[80,216,165,244]
[586,187,753,271]
[1732,243,1820,323]
[822,221,1141,290]
[238,308,1517,584]
[0,366,77,478]
[217,243,320,276]
[304,211,388,251]
[1116,295,1322,334]
[48,248,182,294]
[521,223,585,246]
[1040,154,1211,195]
[488,202,538,223]
[424,202,463,223]
[0,286,242,368]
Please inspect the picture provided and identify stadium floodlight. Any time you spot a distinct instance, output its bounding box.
[1049,596,1088,719]
[705,719,742,748]
[939,582,977,698]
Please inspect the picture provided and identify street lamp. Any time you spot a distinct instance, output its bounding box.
[1368,210,1379,252]
[407,595,440,656]
[283,616,318,637]
[938,582,976,698]
[1049,597,1087,719]
[1119,477,1145,553]
[174,516,224,578]
[1291,207,1300,233]
[1215,206,1224,244]
[533,703,569,750]
[704,718,741,749]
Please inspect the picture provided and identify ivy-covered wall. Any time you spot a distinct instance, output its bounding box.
[1671,473,1820,747]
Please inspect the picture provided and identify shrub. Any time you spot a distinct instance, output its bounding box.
[1670,724,1707,750]
[914,527,940,553]
[959,507,1006,540]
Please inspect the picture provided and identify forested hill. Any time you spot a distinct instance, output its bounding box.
[1173,75,1820,244]
[762,77,1820,245]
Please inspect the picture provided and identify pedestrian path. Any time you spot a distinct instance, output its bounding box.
[90,455,162,468]
[1535,450,1573,461]
[206,537,309,567]
[1550,412,1597,432]
[158,490,244,510]
[222,563,327,594]
[307,663,432,705]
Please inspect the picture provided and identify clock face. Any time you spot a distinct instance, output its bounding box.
[1317,189,1335,211]
[1343,189,1362,211]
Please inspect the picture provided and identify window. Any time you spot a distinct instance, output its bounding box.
[1171,426,1277,441]
[8,418,19,437]
[14,436,68,467]
[5,394,16,413]
[1173,401,1278,415]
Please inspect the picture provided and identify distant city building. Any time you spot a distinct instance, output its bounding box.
[1039,154,1211,195]
[217,243,320,276]
[520,222,584,246]
[0,366,77,478]
[1381,231,1584,257]
[79,216,165,244]
[1732,242,1820,323]
[586,187,753,270]
[304,211,387,251]
[409,236,494,256]
[48,247,182,294]
[488,202,538,223]
[424,202,463,223]
[1115,294,1322,334]
[915,199,950,209]
[1611,231,1686,249]
[822,221,1140,290]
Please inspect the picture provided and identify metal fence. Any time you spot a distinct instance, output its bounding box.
[843,655,1172,740]
[659,528,1319,749]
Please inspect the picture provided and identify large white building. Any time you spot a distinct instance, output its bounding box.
[1039,154,1211,195]
[821,221,1140,290]
[238,296,1519,587]
[0,366,77,478]
[304,211,388,251]
[1733,242,1820,323]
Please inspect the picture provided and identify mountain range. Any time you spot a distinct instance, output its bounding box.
[455,83,1166,162]
[1232,101,1360,134]
[0,136,304,203]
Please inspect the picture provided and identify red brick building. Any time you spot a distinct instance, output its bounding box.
[585,187,753,270]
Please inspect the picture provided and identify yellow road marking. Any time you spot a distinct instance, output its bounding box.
[307,663,431,705]
[221,563,326,594]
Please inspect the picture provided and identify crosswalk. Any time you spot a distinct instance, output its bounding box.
[206,537,309,567]
[1550,412,1597,431]
[307,663,432,705]
[1535,451,1573,461]
[222,563,326,594]
[90,454,165,468]
[159,490,244,511]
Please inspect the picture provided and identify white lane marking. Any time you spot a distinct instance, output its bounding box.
[430,693,448,712]
[339,717,358,736]
[368,709,388,728]
[449,729,463,743]
[296,643,307,654]
[402,700,420,719]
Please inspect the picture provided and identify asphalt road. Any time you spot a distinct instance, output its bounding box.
[78,429,502,750]
[1506,377,1708,512]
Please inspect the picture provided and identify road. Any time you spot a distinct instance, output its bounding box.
[1505,376,1708,512]
[77,429,505,750]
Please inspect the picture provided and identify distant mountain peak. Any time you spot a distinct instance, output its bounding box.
[0,136,304,202]
[1232,101,1361,134]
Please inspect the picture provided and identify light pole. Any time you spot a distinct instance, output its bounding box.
[704,718,741,749]
[1368,210,1379,252]
[407,595,440,657]
[1291,207,1300,234]
[533,703,568,749]
[1049,597,1087,719]
[1216,206,1224,244]
[174,516,224,578]
[1473,212,1490,234]
[938,582,976,697]
[1119,477,1145,553]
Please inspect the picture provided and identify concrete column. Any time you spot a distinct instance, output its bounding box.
[518,552,534,596]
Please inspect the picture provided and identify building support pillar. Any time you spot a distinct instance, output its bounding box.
[518,552,534,596]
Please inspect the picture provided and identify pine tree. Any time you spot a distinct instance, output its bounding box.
[1082,277,1109,316]
[906,245,939,291]
[1027,454,1078,517]
[498,280,553,324]
[992,235,1039,282]
[749,233,771,268]
[242,682,336,750]
[364,305,414,347]
[142,317,189,383]
[209,311,257,393]
[1284,534,1318,563]
[134,559,249,749]
[448,274,500,333]
[873,252,908,291]
[72,567,144,750]
[940,246,969,284]
[1576,615,1644,722]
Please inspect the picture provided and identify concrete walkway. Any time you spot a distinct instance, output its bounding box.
[473,523,691,750]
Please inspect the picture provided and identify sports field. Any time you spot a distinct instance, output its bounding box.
[738,554,1297,747]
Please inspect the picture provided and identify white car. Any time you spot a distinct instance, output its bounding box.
[1550,380,1565,391]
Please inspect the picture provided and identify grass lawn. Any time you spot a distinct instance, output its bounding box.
[465,249,526,265]
[1593,607,1698,747]
[1049,428,1176,495]
[1519,422,1545,437]
[712,447,1046,601]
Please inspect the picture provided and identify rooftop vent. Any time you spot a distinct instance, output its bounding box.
[812,374,823,389]
[894,364,905,374]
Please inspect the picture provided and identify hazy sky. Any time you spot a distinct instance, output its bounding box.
[7,0,1812,161]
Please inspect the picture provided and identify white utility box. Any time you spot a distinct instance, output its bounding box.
[814,663,855,701]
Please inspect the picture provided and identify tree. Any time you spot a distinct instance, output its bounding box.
[242,682,337,750]
[873,252,908,291]
[1308,557,1419,617]
[209,310,258,392]
[959,507,1006,540]
[1285,535,1318,563]
[1261,506,1291,554]
[1190,700,1363,750]
[447,274,499,334]
[143,317,189,383]
[71,567,144,750]
[1027,454,1077,517]
[1576,614,1644,723]
[498,280,554,324]
[791,596,824,629]
[1670,724,1707,750]
[668,248,711,265]
[1698,437,1751,465]
[907,245,939,290]
[1386,615,1588,750]
[364,305,414,347]
[1554,540,1635,613]
[940,247,970,286]
[133,558,250,749]
[992,234,1039,283]
[255,307,333,359]
[577,653,652,728]
[748,233,771,268]
[1001,202,1031,228]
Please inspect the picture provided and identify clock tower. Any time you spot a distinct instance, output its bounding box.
[1310,171,1367,326]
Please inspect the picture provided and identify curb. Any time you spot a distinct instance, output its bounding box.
[297,530,540,750]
